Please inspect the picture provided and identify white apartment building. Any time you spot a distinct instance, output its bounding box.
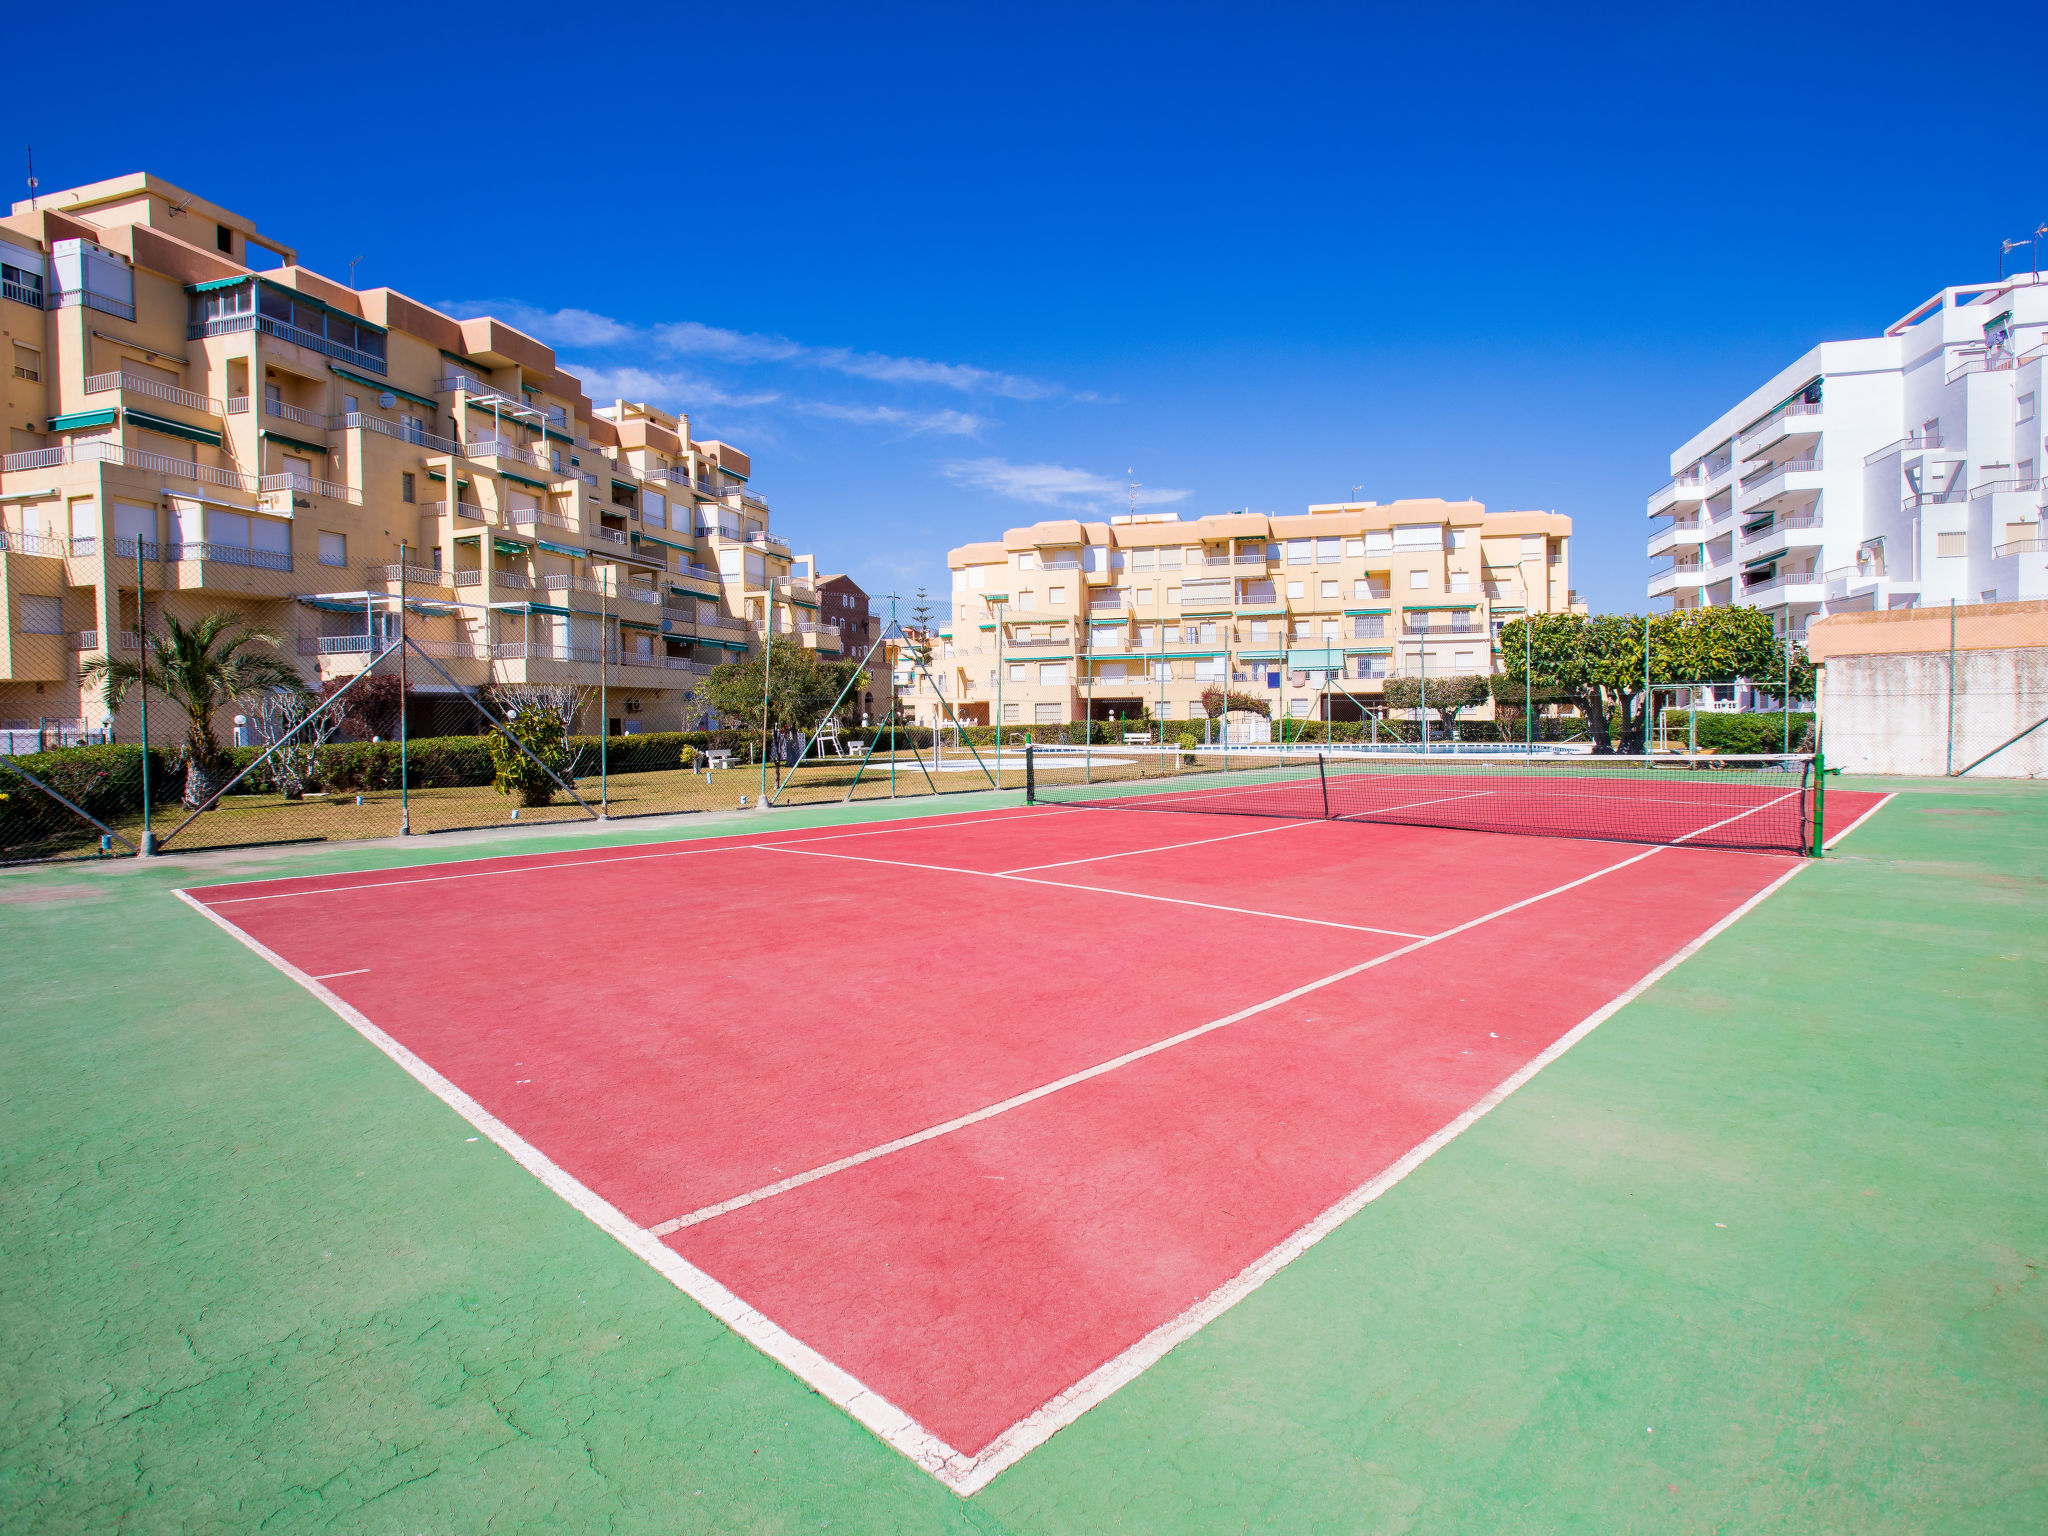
[1649,273,2048,641]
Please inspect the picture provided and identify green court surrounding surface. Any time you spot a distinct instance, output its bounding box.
[1,778,2042,1533]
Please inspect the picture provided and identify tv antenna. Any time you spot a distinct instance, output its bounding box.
[23,146,36,210]
[1127,467,1140,517]
[347,254,367,290]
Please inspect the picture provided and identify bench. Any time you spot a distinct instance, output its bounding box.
[1121,731,1154,745]
[703,749,734,770]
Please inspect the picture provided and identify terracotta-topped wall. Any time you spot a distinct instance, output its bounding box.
[1808,599,2048,660]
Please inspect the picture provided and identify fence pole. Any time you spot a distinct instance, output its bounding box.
[1945,598,1957,775]
[1524,618,1532,750]
[600,572,609,817]
[1811,747,1826,857]
[398,542,411,835]
[135,543,154,854]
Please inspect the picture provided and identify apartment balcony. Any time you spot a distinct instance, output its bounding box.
[1737,568,1824,608]
[334,411,464,456]
[503,504,577,534]
[1648,561,1710,598]
[668,567,723,597]
[747,529,789,554]
[1647,520,1706,558]
[590,526,630,549]
[1863,431,1945,465]
[435,373,567,428]
[1003,634,1072,650]
[0,528,68,561]
[3,439,264,494]
[263,397,327,431]
[1735,457,1823,513]
[84,371,226,417]
[1737,399,1823,460]
[364,562,451,590]
[260,471,361,507]
[1970,475,2041,503]
[1646,471,1711,516]
[1738,510,1825,561]
[465,434,548,470]
[696,614,753,638]
[1992,526,2047,559]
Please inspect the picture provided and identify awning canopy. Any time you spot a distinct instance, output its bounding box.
[259,428,328,456]
[502,470,550,491]
[130,409,224,448]
[492,538,527,556]
[48,408,121,432]
[535,539,579,558]
[331,365,436,410]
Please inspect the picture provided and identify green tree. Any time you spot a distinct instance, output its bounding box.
[81,611,305,805]
[907,588,935,671]
[1383,673,1489,728]
[700,637,868,738]
[488,701,575,807]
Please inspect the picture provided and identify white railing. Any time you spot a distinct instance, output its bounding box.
[1946,350,2015,385]
[226,396,250,414]
[1738,398,1822,443]
[1904,486,1969,509]
[591,526,629,546]
[467,434,546,468]
[698,614,752,634]
[53,288,135,321]
[747,530,789,552]
[492,569,535,590]
[259,471,360,504]
[1970,476,2039,499]
[1741,510,1824,541]
[1740,456,1821,489]
[664,657,717,675]
[264,397,326,429]
[166,541,294,572]
[2,439,267,492]
[68,630,100,651]
[1864,432,1944,464]
[335,411,464,455]
[495,642,606,664]
[298,635,377,656]
[1,277,44,308]
[452,501,487,522]
[85,371,225,415]
[452,569,483,587]
[503,504,575,531]
[0,528,67,557]
[697,521,741,540]
[1992,531,2045,558]
[671,566,723,588]
[364,563,448,587]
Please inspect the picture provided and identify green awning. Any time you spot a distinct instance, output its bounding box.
[1177,608,1232,618]
[501,472,550,491]
[1234,605,1288,616]
[637,533,687,551]
[544,428,573,444]
[1743,555,1778,571]
[1343,645,1394,655]
[261,279,385,334]
[425,471,473,485]
[187,276,250,294]
[525,602,571,617]
[492,538,527,556]
[1343,607,1391,616]
[1401,603,1480,612]
[47,409,120,432]
[535,539,580,558]
[1237,651,1285,661]
[130,409,224,448]
[617,618,660,632]
[259,428,329,456]
[330,366,436,409]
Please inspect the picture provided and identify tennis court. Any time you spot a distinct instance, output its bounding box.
[178,757,1886,1494]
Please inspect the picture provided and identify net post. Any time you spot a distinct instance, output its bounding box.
[1317,750,1329,818]
[1025,743,1037,803]
[1810,747,1826,857]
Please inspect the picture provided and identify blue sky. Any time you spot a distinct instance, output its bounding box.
[12,1,2046,614]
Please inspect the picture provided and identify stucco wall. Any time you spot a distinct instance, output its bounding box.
[1821,646,2048,777]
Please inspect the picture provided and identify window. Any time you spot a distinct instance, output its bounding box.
[1199,621,1218,644]
[1522,535,1544,557]
[1365,531,1392,555]
[1409,569,1428,589]
[1038,662,1067,684]
[1288,698,1310,717]
[1451,530,1468,549]
[1315,537,1340,563]
[969,566,986,589]
[1003,702,1020,722]
[1018,551,1038,571]
[1320,580,1338,599]
[1132,549,1154,570]
[1138,625,1157,648]
[1344,538,1364,557]
[1136,588,1154,606]
[1182,625,1202,643]
[1353,615,1384,639]
[1937,532,1967,558]
[1018,589,1036,610]
[1449,572,1470,593]
[1353,579,1373,599]
[400,472,415,504]
[1287,580,1304,598]
[11,343,39,381]
[1293,619,1312,638]
[1394,523,1440,551]
[318,531,346,567]
[16,594,61,634]
[1454,649,1477,668]
[2,251,46,308]
[1320,619,1338,639]
[216,223,233,254]
[1159,547,1184,569]
[1034,703,1062,723]
[2021,393,2037,423]
[1165,587,1179,604]
[953,569,966,590]
[1193,657,1225,681]
[1008,663,1026,681]
[1981,589,1999,603]
[1287,540,1310,564]
[1548,541,1562,566]
[1249,620,1270,642]
[1049,585,1066,605]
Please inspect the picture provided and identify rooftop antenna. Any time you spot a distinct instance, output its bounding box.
[23,145,36,211]
[1351,483,1363,504]
[1127,467,1139,518]
[347,254,366,290]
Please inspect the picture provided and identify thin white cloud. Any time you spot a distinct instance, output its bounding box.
[567,362,781,412]
[444,300,1062,401]
[798,402,985,436]
[942,458,1190,511]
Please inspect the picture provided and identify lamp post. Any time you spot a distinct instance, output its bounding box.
[985,594,1007,783]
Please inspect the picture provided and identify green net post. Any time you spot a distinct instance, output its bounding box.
[1025,743,1037,803]
[1317,750,1329,817]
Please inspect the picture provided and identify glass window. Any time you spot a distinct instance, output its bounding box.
[1450,572,1470,593]
[1287,580,1304,598]
[318,531,346,567]
[1038,662,1067,684]
[1344,538,1364,556]
[1409,570,1428,589]
[1008,663,1026,681]
[1315,537,1340,562]
[1132,549,1154,570]
[1321,581,1338,598]
[1287,539,1310,564]
[1003,702,1020,722]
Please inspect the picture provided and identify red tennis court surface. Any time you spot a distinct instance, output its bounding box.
[182,791,1885,1492]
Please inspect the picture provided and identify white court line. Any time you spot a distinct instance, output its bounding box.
[761,845,1428,939]
[1329,789,1495,822]
[1822,789,1895,849]
[651,838,1672,1237]
[997,817,1321,874]
[311,968,371,981]
[194,805,1059,907]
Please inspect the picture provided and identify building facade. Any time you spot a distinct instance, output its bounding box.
[933,499,1575,728]
[0,173,841,740]
[1648,273,2048,643]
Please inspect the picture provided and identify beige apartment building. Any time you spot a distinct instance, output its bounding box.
[923,499,1576,729]
[0,173,838,741]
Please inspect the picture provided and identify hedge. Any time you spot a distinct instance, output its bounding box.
[1665,711,1815,755]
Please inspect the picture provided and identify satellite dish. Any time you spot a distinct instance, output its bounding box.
[377,391,397,409]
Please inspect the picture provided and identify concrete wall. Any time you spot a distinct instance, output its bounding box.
[1820,646,2048,777]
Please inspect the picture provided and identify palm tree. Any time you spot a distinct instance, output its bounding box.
[82,611,307,806]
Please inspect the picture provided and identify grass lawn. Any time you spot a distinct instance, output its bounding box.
[0,774,2041,1532]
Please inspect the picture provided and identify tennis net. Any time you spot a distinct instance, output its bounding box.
[1024,744,1820,855]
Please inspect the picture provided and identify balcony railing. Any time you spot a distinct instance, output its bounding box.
[260,471,361,504]
[2,276,44,308]
[1970,475,2040,499]
[53,288,135,321]
[1993,531,2046,558]
[591,526,629,547]
[1864,432,1944,464]
[364,563,449,587]
[1738,398,1822,443]
[1,439,268,493]
[1946,349,2015,385]
[264,397,326,429]
[332,411,465,455]
[503,504,576,532]
[1741,509,1824,541]
[167,541,294,572]
[226,396,250,414]
[747,530,790,553]
[436,373,566,426]
[1740,456,1821,489]
[85,371,226,416]
[68,630,100,651]
[467,434,546,468]
[0,528,67,558]
[490,569,535,590]
[192,312,384,374]
[663,657,718,675]
[451,501,488,522]
[697,614,752,635]
[1904,486,1969,509]
[452,569,483,587]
